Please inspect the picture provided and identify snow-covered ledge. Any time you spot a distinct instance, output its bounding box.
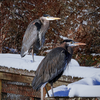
[0,53,100,98]
[0,53,99,78]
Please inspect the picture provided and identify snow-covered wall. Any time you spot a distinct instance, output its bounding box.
[0,53,100,78]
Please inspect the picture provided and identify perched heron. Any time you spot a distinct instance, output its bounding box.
[32,39,86,96]
[20,14,61,61]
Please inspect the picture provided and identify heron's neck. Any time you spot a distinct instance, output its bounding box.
[59,42,68,50]
[40,18,49,26]
[59,43,73,54]
[39,19,49,35]
[67,46,73,55]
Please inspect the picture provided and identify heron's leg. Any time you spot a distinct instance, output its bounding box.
[32,49,34,62]
[45,85,50,97]
[96,63,100,68]
[51,83,54,97]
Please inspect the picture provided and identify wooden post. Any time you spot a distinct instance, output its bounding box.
[41,86,44,100]
[0,80,2,100]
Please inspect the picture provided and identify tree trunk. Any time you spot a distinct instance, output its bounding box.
[0,36,2,53]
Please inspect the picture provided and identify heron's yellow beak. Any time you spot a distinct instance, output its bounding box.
[52,17,61,20]
[46,17,61,20]
[69,42,86,46]
[74,42,86,46]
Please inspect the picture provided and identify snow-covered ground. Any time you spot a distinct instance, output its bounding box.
[0,53,44,71]
[0,53,100,97]
[46,75,100,97]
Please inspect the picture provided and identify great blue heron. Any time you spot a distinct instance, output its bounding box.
[20,14,61,61]
[32,39,86,96]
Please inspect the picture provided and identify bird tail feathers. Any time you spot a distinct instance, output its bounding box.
[32,77,45,91]
[20,47,28,57]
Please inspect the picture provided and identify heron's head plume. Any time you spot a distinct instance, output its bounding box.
[43,14,51,17]
[61,39,86,47]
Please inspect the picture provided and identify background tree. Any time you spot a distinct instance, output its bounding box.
[0,0,100,66]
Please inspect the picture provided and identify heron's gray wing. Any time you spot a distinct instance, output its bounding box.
[32,47,68,90]
[21,19,40,57]
[43,48,68,83]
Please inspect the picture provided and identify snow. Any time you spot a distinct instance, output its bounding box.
[82,20,87,25]
[46,85,70,97]
[91,53,100,56]
[0,53,44,71]
[44,49,52,53]
[60,35,68,40]
[68,84,100,97]
[0,53,100,78]
[46,75,100,97]
[0,53,100,97]
[97,20,100,24]
[82,9,88,13]
[63,66,100,78]
[0,53,81,73]
[75,24,80,32]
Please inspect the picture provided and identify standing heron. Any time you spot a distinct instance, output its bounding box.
[20,14,61,61]
[32,39,86,97]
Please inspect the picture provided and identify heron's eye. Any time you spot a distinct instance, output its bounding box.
[71,41,75,44]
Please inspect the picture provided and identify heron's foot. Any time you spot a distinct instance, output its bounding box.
[31,60,35,63]
[95,63,100,68]
[52,93,54,97]
[96,64,100,68]
[51,84,54,97]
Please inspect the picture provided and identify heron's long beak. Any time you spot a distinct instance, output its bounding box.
[74,42,86,46]
[52,17,61,20]
[69,42,86,46]
[46,17,61,20]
